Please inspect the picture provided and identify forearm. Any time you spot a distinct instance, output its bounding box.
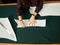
[32,12,37,17]
[17,0,22,16]
[30,0,43,17]
[35,0,43,13]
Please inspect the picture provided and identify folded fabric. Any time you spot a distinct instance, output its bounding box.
[15,19,46,28]
[0,18,17,41]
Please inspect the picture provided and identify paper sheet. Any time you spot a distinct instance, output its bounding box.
[0,18,17,41]
[29,3,60,16]
[39,3,60,16]
[15,19,46,28]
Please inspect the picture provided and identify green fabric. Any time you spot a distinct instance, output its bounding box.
[0,6,60,44]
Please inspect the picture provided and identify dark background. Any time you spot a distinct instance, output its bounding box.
[0,0,17,4]
[0,0,60,4]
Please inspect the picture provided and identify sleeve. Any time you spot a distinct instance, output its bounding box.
[16,0,22,16]
[35,0,43,13]
[30,0,35,6]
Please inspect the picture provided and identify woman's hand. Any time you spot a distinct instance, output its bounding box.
[29,15,36,26]
[18,16,25,28]
[29,12,37,26]
[19,20,25,28]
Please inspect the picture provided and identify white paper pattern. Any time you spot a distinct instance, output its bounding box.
[0,18,17,41]
[15,19,46,28]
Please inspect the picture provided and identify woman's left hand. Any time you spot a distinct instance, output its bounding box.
[29,15,36,26]
[29,12,37,26]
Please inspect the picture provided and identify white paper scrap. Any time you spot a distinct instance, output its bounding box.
[0,18,17,41]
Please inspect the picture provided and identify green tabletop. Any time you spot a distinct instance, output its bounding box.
[0,5,60,44]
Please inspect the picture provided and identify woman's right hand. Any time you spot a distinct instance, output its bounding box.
[18,16,25,28]
[19,20,25,28]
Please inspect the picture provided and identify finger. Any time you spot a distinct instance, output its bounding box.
[20,26,24,28]
[29,22,32,26]
[33,23,35,26]
[29,22,31,26]
[29,22,33,26]
[20,24,25,28]
[35,21,36,24]
[32,23,35,26]
[31,23,33,26]
[31,23,35,26]
[22,26,25,28]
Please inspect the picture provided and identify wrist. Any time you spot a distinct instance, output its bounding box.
[32,12,37,17]
[31,15,36,19]
[32,12,37,16]
[32,14,36,17]
[19,20,23,22]
[18,16,23,20]
[19,20,23,21]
